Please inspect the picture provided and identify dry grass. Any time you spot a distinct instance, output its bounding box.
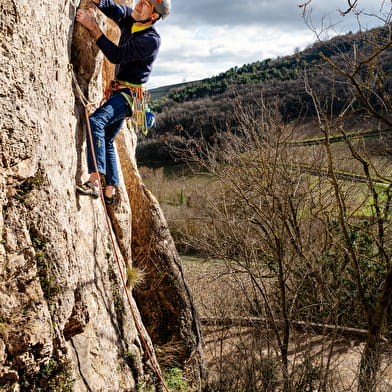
[138,126,392,391]
[181,257,392,392]
[138,137,391,255]
[126,266,145,289]
[138,166,216,254]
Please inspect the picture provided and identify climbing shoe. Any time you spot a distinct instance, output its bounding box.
[76,182,99,199]
[104,194,115,206]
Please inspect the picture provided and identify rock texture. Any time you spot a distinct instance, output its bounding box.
[0,0,204,391]
[117,132,205,385]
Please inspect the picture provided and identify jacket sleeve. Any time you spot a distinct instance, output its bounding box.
[96,33,160,64]
[97,0,132,26]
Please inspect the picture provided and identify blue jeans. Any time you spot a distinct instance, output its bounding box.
[86,92,131,186]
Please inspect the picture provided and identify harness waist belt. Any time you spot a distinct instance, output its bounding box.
[113,79,144,89]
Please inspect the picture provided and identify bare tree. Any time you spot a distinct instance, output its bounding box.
[167,97,364,391]
[302,2,392,389]
[141,3,392,389]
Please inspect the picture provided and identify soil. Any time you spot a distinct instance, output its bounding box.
[182,258,392,391]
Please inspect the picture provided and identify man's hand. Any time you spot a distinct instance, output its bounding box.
[76,8,103,40]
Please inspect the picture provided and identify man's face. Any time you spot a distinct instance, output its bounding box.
[133,0,155,21]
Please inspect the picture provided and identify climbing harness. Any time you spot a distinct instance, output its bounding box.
[70,67,169,392]
[103,79,155,136]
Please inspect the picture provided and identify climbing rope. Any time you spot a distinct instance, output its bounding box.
[70,66,170,392]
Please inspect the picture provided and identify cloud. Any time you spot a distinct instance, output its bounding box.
[148,24,315,88]
[170,0,304,28]
[169,0,383,29]
[147,0,389,88]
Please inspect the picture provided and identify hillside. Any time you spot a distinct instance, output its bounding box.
[146,26,391,146]
[149,80,199,101]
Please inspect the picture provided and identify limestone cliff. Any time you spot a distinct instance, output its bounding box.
[0,0,204,391]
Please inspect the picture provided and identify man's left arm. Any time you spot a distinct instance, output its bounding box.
[96,33,160,64]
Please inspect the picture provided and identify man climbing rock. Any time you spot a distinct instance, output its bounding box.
[76,0,170,204]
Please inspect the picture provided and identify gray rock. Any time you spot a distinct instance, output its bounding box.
[0,0,205,390]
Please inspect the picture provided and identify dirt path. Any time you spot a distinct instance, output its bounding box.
[181,258,392,391]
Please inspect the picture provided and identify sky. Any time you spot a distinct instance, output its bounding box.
[147,0,389,89]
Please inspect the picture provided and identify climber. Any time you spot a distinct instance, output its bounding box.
[75,0,170,205]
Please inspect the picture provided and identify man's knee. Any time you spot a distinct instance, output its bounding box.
[89,113,107,134]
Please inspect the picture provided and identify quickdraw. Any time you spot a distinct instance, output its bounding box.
[103,79,155,136]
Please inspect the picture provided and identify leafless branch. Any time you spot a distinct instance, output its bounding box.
[338,0,359,16]
[298,0,312,9]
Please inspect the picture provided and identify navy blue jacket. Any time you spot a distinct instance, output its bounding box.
[96,0,161,84]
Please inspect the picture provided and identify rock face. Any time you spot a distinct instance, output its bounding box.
[0,0,204,391]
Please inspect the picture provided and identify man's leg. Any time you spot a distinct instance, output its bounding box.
[78,92,130,198]
[104,119,124,199]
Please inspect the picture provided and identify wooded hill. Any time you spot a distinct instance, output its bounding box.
[148,26,391,142]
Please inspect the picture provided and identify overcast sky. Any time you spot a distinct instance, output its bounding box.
[147,0,389,89]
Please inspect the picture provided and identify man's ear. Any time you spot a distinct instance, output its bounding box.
[151,12,160,22]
